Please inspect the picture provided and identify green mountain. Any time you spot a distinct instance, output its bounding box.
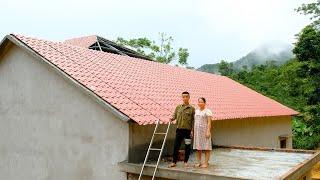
[197,63,220,74]
[198,43,294,74]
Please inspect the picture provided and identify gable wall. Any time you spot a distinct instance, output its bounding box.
[0,44,129,180]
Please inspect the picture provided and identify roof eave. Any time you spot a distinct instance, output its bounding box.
[0,34,130,122]
[222,76,301,115]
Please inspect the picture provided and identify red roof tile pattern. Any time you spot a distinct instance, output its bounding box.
[12,34,299,125]
[64,35,97,48]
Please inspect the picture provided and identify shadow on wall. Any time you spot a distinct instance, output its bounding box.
[128,123,208,163]
[128,123,177,163]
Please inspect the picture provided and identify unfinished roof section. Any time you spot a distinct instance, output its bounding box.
[5,34,299,125]
[64,35,151,60]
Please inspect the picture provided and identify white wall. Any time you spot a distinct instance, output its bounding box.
[0,44,129,180]
[212,116,293,148]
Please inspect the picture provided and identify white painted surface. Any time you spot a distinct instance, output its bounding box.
[0,44,129,180]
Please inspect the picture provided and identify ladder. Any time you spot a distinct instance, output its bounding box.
[138,120,171,180]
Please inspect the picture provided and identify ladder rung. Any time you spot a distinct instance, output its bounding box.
[154,132,166,135]
[150,148,161,151]
[138,121,171,180]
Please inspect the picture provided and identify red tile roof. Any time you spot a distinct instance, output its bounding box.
[11,34,299,125]
[64,35,97,48]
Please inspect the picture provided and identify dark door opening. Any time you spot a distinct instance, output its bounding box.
[279,137,287,148]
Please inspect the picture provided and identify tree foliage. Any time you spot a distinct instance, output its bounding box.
[296,0,320,25]
[293,25,320,62]
[218,60,234,76]
[209,1,320,149]
[203,1,320,149]
[116,33,189,66]
[220,23,320,149]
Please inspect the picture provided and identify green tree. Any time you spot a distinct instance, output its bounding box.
[242,65,248,71]
[293,25,320,62]
[216,1,320,149]
[293,25,320,105]
[296,0,320,25]
[218,60,234,76]
[116,33,189,66]
[292,22,320,149]
[227,23,320,149]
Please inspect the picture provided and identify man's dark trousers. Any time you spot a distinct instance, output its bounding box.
[172,128,191,163]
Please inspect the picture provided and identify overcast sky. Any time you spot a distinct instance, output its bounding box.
[1,0,312,67]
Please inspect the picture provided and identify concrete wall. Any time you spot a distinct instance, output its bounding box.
[298,170,311,180]
[129,115,292,163]
[0,44,129,180]
[128,123,177,163]
[212,116,293,148]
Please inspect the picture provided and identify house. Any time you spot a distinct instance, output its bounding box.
[0,34,318,180]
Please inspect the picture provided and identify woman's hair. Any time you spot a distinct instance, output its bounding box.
[198,97,206,103]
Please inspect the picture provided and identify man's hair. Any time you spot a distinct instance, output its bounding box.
[182,91,190,95]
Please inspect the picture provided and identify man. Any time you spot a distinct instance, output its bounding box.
[168,91,195,168]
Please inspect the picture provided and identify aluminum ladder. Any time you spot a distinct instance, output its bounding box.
[138,120,171,180]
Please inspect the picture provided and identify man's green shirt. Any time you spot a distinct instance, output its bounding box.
[172,104,195,130]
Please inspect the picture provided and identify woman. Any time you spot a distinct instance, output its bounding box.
[193,97,213,168]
